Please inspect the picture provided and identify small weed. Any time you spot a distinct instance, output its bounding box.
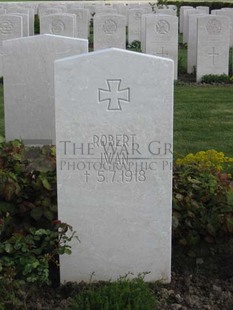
[71,274,157,310]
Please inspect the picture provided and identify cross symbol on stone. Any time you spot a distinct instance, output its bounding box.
[156,47,168,57]
[98,79,130,111]
[208,47,219,65]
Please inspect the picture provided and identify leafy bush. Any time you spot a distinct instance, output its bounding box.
[0,138,76,306]
[127,40,142,52]
[1,137,233,292]
[0,139,57,229]
[173,150,233,251]
[71,274,157,310]
[201,74,233,84]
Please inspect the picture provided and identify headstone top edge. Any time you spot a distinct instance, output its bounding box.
[94,13,126,17]
[54,47,175,65]
[2,34,88,46]
[197,15,230,21]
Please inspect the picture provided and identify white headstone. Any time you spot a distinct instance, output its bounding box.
[179,6,193,33]
[215,9,233,47]
[3,34,88,144]
[196,6,209,14]
[114,3,128,19]
[10,13,29,37]
[95,7,117,15]
[85,4,103,16]
[187,13,207,74]
[67,3,84,10]
[156,9,176,16]
[0,14,23,42]
[40,13,76,37]
[6,8,34,36]
[67,8,90,39]
[55,48,173,283]
[145,15,178,79]
[141,13,154,53]
[39,8,63,17]
[128,9,145,44]
[196,16,230,82]
[0,14,23,77]
[183,8,196,43]
[94,14,126,51]
[139,4,152,14]
[211,10,221,16]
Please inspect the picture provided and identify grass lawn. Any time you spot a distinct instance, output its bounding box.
[0,82,233,158]
[174,85,233,158]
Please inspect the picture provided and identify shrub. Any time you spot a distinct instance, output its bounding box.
[201,74,233,84]
[173,150,233,251]
[127,40,142,52]
[1,137,233,287]
[0,138,77,307]
[71,274,157,310]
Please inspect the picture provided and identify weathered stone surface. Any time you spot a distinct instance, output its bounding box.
[196,15,230,82]
[94,14,126,50]
[55,48,173,283]
[3,34,88,144]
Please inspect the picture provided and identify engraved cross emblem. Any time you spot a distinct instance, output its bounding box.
[98,79,130,111]
[208,47,219,65]
[156,47,168,57]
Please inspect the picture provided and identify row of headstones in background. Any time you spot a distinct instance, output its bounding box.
[181,6,233,47]
[93,12,178,80]
[0,3,178,44]
[37,8,178,41]
[179,6,232,81]
[179,5,209,33]
[35,2,176,18]
[0,4,231,82]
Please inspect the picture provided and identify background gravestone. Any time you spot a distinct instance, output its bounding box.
[94,14,126,50]
[0,14,23,77]
[3,34,88,144]
[66,8,90,39]
[6,8,34,35]
[145,15,178,80]
[183,8,196,43]
[215,9,233,47]
[128,8,145,44]
[10,13,29,37]
[40,13,76,37]
[55,48,173,283]
[187,13,207,74]
[141,13,154,53]
[179,6,193,33]
[196,15,230,82]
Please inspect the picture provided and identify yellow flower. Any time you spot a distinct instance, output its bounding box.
[176,150,232,172]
